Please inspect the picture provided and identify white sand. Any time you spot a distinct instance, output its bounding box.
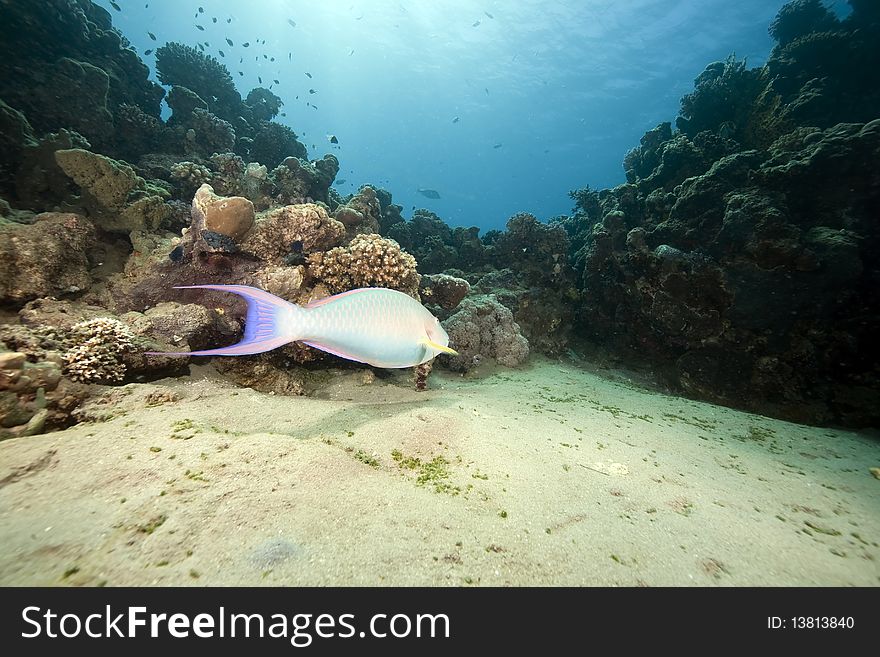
[1,357,878,586]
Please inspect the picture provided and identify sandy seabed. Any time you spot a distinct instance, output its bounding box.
[1,357,877,586]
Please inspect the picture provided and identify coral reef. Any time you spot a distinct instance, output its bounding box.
[550,2,880,426]
[166,85,208,123]
[170,161,213,197]
[0,0,164,156]
[0,296,238,437]
[155,43,241,126]
[243,203,345,263]
[213,357,307,396]
[54,148,172,232]
[413,360,434,391]
[0,213,96,304]
[63,318,136,383]
[269,155,338,205]
[186,109,236,157]
[0,101,37,193]
[419,274,470,311]
[333,185,381,233]
[245,88,283,122]
[247,122,309,169]
[1,0,876,432]
[441,296,530,372]
[307,233,421,297]
[563,125,880,426]
[386,208,488,273]
[14,129,91,212]
[0,345,87,439]
[191,184,254,241]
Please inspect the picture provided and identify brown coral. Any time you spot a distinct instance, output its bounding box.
[307,233,421,297]
[419,273,470,311]
[54,148,171,232]
[242,203,345,264]
[0,212,96,304]
[333,185,381,233]
[63,318,136,384]
[191,183,254,241]
[441,295,530,372]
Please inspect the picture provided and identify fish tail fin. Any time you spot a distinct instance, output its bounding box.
[145,285,300,357]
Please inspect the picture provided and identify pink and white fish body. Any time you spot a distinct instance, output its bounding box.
[147,285,456,368]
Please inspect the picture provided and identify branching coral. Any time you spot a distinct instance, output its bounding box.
[63,318,136,383]
[307,233,421,297]
[170,160,213,195]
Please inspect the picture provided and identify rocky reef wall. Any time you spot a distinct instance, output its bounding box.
[560,1,880,426]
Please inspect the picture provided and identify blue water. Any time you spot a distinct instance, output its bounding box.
[102,0,851,231]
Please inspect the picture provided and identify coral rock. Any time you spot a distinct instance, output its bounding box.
[54,148,171,232]
[62,318,136,384]
[243,203,345,264]
[192,183,254,241]
[0,352,27,370]
[166,85,208,122]
[0,212,95,303]
[419,274,470,311]
[441,295,529,372]
[307,233,421,297]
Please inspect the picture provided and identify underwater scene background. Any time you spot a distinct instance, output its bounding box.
[0,0,877,586]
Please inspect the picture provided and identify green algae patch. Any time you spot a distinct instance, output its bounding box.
[353,449,380,468]
[391,450,460,495]
[170,418,201,440]
[137,514,167,535]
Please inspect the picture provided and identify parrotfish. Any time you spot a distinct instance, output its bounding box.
[147,285,457,368]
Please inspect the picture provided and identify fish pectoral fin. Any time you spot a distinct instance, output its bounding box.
[422,339,458,356]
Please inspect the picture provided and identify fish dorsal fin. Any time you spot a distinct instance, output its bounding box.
[305,288,376,308]
[305,287,400,309]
